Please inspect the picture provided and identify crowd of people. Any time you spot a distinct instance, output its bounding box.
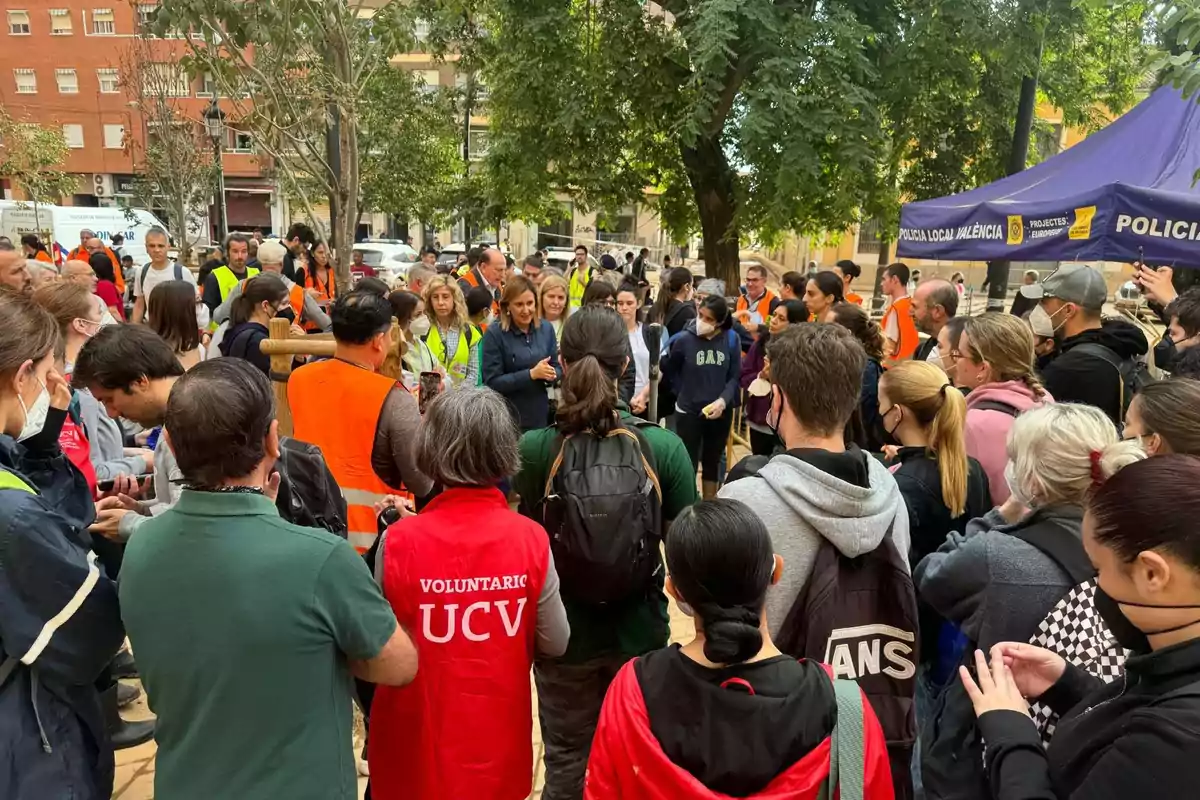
[2,231,1200,800]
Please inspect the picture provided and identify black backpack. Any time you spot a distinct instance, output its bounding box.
[273,437,348,538]
[138,261,185,297]
[1071,342,1154,416]
[538,420,663,606]
[775,519,918,800]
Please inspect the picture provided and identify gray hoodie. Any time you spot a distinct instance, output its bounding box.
[116,432,183,542]
[719,452,910,637]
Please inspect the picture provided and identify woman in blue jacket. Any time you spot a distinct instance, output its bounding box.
[482,275,562,431]
[0,292,125,800]
[666,294,741,499]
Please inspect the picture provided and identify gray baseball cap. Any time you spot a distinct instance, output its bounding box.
[1019,263,1107,311]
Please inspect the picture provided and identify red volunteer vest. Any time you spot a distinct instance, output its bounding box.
[59,411,97,497]
[368,487,550,800]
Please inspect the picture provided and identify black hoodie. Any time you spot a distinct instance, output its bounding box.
[978,636,1200,800]
[636,645,835,796]
[1040,318,1148,425]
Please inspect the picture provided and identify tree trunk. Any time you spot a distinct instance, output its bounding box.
[680,135,739,291]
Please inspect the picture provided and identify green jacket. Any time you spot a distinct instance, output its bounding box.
[516,410,698,662]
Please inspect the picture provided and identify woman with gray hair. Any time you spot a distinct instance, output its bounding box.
[367,385,569,800]
[913,403,1146,798]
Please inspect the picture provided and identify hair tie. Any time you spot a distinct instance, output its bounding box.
[939,383,950,398]
[1089,449,1105,487]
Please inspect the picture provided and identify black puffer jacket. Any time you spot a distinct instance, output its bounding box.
[978,636,1200,800]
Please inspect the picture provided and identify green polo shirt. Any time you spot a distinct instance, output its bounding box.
[516,410,699,662]
[119,490,397,800]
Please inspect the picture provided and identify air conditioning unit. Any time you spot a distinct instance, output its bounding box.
[93,173,113,197]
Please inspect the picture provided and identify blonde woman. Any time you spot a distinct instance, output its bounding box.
[879,360,991,568]
[422,275,481,387]
[538,274,570,345]
[952,312,1052,504]
[914,404,1145,799]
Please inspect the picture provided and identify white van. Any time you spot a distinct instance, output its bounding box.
[0,201,169,265]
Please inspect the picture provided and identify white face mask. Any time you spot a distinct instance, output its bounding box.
[695,320,716,337]
[1029,302,1070,337]
[18,377,49,442]
[410,315,431,338]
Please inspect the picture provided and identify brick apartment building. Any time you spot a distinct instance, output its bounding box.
[0,2,278,239]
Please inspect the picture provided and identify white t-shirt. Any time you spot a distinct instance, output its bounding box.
[135,261,196,301]
[629,325,650,396]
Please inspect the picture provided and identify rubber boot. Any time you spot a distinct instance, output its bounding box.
[110,649,138,680]
[116,682,141,709]
[102,684,156,750]
[702,479,719,501]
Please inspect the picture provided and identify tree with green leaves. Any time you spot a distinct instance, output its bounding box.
[418,0,1151,289]
[153,0,434,288]
[120,34,217,262]
[0,110,77,238]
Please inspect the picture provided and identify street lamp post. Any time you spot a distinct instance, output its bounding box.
[204,99,228,243]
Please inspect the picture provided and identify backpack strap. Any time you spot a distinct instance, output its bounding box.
[542,423,663,502]
[138,263,152,298]
[820,677,866,800]
[1071,343,1127,409]
[0,654,19,690]
[1008,518,1095,585]
[971,399,1020,417]
[173,262,184,281]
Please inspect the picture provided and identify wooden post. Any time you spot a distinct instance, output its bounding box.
[267,318,295,436]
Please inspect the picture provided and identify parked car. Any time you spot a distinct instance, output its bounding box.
[353,240,418,285]
[543,247,600,273]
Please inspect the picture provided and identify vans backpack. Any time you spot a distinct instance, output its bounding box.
[273,437,348,539]
[775,519,918,800]
[538,420,662,606]
[1010,526,1127,743]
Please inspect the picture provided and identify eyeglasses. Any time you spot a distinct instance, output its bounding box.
[948,349,968,361]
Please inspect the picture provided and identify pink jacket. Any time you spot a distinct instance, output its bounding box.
[964,380,1052,505]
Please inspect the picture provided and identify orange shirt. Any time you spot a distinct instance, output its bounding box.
[34,251,53,264]
[846,291,864,306]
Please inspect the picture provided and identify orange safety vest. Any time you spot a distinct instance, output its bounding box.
[34,250,53,264]
[302,267,336,331]
[70,246,125,293]
[846,291,864,306]
[884,296,919,363]
[736,290,777,325]
[288,359,402,552]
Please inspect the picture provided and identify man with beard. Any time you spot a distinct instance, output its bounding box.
[910,279,959,363]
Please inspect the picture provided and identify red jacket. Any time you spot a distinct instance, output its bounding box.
[367,487,550,800]
[585,659,895,800]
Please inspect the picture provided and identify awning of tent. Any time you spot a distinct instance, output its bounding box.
[896,86,1200,266]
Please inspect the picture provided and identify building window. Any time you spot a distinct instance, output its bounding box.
[415,70,439,92]
[103,124,124,149]
[91,8,115,35]
[196,71,217,97]
[8,10,30,35]
[148,62,188,97]
[467,127,489,161]
[55,68,79,94]
[13,68,36,94]
[229,130,253,153]
[137,3,155,28]
[414,18,429,41]
[97,68,119,94]
[49,8,72,35]
[857,217,884,256]
[63,124,84,149]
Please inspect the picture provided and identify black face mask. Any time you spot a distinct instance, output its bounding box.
[880,405,902,448]
[1094,585,1200,655]
[275,306,296,324]
[1154,336,1179,372]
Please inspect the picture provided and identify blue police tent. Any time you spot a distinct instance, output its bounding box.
[896,86,1200,266]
